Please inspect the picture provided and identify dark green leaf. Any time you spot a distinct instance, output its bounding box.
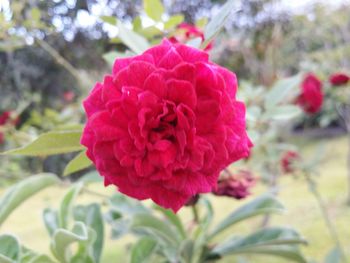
[209,195,284,239]
[3,131,83,156]
[0,174,59,226]
[130,237,157,263]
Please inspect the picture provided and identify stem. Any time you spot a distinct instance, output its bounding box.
[304,173,348,262]
[35,38,82,83]
[192,205,199,224]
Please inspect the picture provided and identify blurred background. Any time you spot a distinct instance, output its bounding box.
[1,0,350,262]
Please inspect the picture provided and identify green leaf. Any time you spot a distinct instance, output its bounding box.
[43,208,59,237]
[265,74,302,108]
[164,15,184,29]
[196,17,208,28]
[109,193,149,216]
[203,0,235,47]
[263,105,302,121]
[58,183,83,229]
[324,247,342,263]
[78,171,103,184]
[133,17,142,32]
[0,174,59,226]
[154,205,186,239]
[31,8,41,21]
[209,195,285,239]
[63,151,92,176]
[100,16,117,26]
[51,222,91,263]
[103,51,135,67]
[74,204,104,263]
[0,235,20,262]
[117,21,150,54]
[131,213,181,246]
[3,131,83,156]
[21,247,56,263]
[144,0,164,21]
[130,237,157,263]
[210,227,307,263]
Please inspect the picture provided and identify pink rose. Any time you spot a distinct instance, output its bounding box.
[213,170,255,199]
[329,73,350,86]
[81,39,252,212]
[170,23,214,52]
[281,151,300,174]
[297,73,323,114]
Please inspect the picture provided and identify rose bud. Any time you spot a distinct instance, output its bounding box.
[213,170,256,199]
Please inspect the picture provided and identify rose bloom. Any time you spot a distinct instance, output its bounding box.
[296,73,323,114]
[329,73,350,86]
[169,23,213,52]
[81,39,252,212]
[213,170,255,199]
[281,151,300,174]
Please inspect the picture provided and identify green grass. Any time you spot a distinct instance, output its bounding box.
[1,136,350,263]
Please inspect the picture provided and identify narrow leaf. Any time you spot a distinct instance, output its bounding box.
[209,195,284,239]
[265,74,302,108]
[154,205,186,239]
[117,21,150,54]
[0,174,59,226]
[263,105,302,121]
[63,151,92,176]
[164,15,184,29]
[144,0,164,21]
[100,16,117,26]
[203,0,236,46]
[3,131,83,156]
[130,237,157,263]
[58,183,83,229]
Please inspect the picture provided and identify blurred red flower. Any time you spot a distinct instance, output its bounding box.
[297,74,323,114]
[281,151,300,174]
[213,170,256,199]
[0,111,19,145]
[170,23,213,52]
[329,73,350,86]
[81,39,252,212]
[63,91,75,102]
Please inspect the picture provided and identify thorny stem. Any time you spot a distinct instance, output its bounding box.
[304,173,348,262]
